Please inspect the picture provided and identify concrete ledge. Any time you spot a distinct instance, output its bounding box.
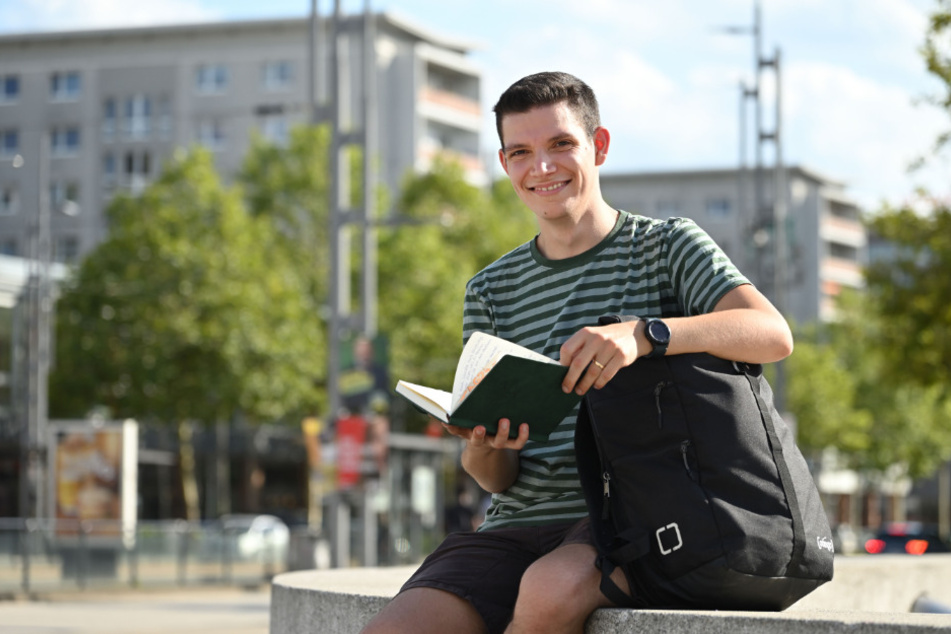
[270,556,951,633]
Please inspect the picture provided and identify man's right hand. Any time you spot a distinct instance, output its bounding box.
[455,418,527,493]
[446,417,530,451]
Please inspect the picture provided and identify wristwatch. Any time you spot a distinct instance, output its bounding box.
[641,318,671,358]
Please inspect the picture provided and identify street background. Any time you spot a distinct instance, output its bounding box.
[0,586,269,634]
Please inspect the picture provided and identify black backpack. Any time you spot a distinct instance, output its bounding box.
[574,351,834,611]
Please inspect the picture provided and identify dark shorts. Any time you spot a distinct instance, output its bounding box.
[399,517,593,634]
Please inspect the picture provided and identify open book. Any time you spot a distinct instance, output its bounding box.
[395,332,581,442]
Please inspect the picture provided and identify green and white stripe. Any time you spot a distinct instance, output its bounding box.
[464,210,749,530]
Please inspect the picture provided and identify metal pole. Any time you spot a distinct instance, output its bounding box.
[309,0,318,125]
[328,0,345,424]
[361,1,378,337]
[772,47,787,415]
[753,0,765,290]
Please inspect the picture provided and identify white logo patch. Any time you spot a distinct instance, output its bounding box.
[656,523,683,555]
[817,536,835,554]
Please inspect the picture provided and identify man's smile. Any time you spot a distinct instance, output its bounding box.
[530,180,570,193]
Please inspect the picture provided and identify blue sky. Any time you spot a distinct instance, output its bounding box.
[1,0,947,208]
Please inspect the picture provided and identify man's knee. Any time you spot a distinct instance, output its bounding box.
[514,550,601,620]
[362,587,487,634]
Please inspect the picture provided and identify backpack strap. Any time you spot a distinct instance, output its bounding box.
[596,529,650,607]
[736,361,807,575]
[595,554,637,607]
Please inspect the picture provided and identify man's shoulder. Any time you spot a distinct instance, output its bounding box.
[467,240,535,288]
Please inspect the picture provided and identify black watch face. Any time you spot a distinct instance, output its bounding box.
[647,319,671,344]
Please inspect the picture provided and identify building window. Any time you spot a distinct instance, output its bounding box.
[705,198,731,220]
[124,94,151,139]
[1,75,20,103]
[260,114,288,145]
[829,242,858,261]
[51,126,81,156]
[0,238,18,256]
[1,129,18,157]
[50,71,82,100]
[123,150,151,194]
[50,181,80,213]
[655,199,682,216]
[55,235,80,263]
[197,119,225,151]
[102,98,117,140]
[156,96,172,140]
[262,60,293,91]
[196,64,228,94]
[103,152,117,188]
[0,186,18,216]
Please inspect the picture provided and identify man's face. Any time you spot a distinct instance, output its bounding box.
[498,101,608,223]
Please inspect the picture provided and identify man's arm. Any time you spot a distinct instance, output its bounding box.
[560,283,793,395]
[444,418,528,493]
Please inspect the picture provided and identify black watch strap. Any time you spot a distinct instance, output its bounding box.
[642,317,671,358]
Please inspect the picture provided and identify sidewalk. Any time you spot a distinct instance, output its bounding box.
[0,585,270,634]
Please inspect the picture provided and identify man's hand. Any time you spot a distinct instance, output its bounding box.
[444,417,530,451]
[451,418,527,493]
[559,321,643,395]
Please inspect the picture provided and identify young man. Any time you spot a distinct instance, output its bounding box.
[361,71,792,634]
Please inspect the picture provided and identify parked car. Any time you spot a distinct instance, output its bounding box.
[220,514,290,563]
[864,522,951,555]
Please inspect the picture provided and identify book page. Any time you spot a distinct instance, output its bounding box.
[450,332,556,411]
[395,381,452,423]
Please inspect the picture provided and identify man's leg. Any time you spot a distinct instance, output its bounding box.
[361,587,488,634]
[504,542,629,634]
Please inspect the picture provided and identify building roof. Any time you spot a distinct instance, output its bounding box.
[600,164,846,188]
[0,11,478,55]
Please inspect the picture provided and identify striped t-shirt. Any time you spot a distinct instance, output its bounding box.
[463,210,750,531]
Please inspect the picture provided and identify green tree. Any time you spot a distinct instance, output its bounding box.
[50,147,323,432]
[816,286,951,479]
[377,157,536,422]
[784,335,872,459]
[864,204,951,393]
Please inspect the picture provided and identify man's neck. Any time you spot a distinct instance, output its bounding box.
[535,203,619,260]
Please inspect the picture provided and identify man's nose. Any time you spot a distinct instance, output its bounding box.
[532,154,556,175]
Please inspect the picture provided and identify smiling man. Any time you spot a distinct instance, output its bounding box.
[361,71,792,634]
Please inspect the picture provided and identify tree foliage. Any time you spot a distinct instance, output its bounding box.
[49,130,537,436]
[864,203,951,392]
[377,157,536,400]
[49,148,323,423]
[920,0,951,163]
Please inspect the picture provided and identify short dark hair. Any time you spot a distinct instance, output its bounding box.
[493,71,601,147]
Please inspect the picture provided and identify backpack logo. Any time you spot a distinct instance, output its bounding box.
[817,536,835,554]
[656,523,683,555]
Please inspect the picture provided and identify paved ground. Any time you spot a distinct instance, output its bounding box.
[0,586,270,634]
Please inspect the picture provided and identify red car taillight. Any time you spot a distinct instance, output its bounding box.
[865,538,886,554]
[905,539,929,555]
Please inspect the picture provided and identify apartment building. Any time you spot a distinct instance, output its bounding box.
[600,166,866,325]
[0,12,484,263]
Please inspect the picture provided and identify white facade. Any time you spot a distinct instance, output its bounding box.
[600,166,866,325]
[0,13,484,263]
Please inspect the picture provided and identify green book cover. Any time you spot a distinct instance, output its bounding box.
[395,332,581,442]
[448,356,581,441]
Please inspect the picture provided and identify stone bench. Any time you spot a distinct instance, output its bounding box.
[270,555,951,633]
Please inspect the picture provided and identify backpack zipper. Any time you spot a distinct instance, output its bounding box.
[681,440,696,481]
[601,471,611,520]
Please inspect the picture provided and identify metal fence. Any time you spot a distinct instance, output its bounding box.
[0,433,465,595]
[0,517,292,595]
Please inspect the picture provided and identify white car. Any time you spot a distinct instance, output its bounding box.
[221,514,290,563]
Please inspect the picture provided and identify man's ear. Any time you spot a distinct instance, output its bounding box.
[498,148,509,174]
[593,127,610,166]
